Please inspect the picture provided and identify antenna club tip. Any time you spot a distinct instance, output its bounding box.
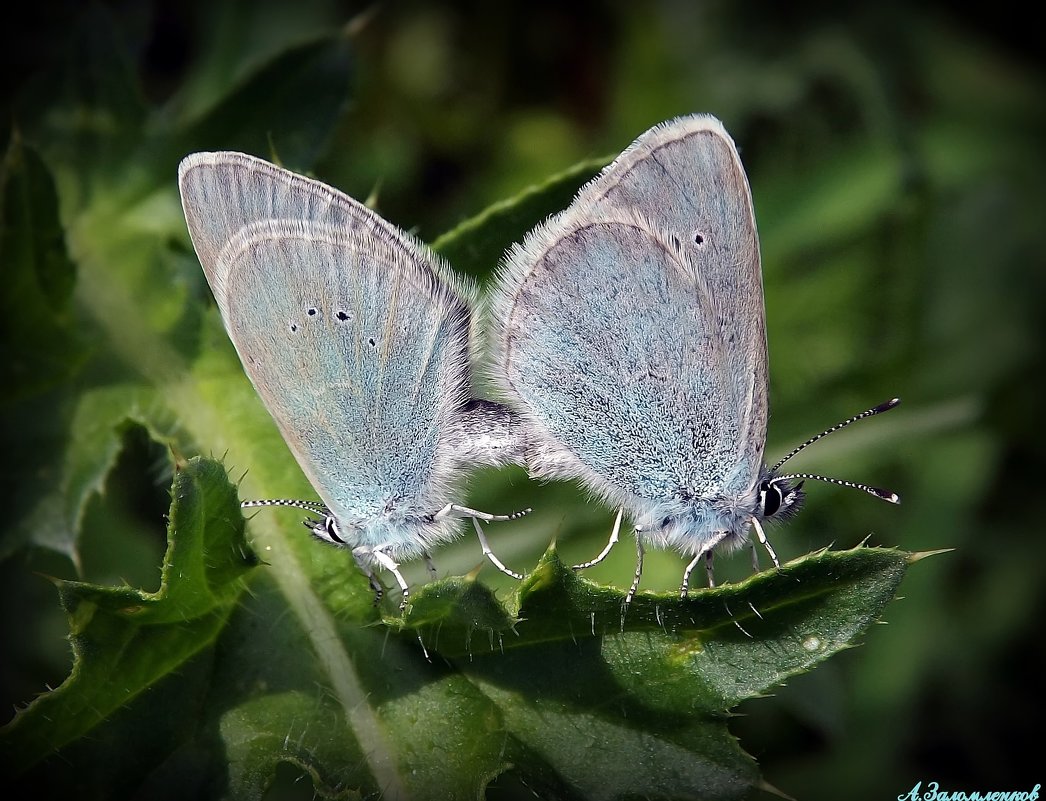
[880,491,901,504]
[876,398,901,413]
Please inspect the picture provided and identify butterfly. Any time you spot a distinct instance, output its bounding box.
[487,114,899,604]
[179,152,530,607]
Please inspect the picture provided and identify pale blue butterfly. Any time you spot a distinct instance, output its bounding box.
[487,114,899,604]
[178,152,529,607]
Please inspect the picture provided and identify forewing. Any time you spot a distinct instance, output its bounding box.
[179,152,471,318]
[491,115,767,503]
[179,154,472,521]
[582,116,768,482]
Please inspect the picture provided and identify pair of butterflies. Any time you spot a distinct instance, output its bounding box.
[178,114,898,609]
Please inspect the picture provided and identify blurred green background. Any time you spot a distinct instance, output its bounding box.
[2,1,1043,798]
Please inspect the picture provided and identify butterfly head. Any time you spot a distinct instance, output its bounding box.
[757,475,805,522]
[304,505,465,562]
[307,512,353,546]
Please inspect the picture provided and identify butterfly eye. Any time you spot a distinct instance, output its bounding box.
[306,515,347,545]
[759,482,783,518]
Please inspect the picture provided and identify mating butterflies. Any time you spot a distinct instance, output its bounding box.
[179,115,898,609]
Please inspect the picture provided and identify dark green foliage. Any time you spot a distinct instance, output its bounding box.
[2,2,1042,799]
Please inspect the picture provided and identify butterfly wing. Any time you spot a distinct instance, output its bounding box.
[179,153,473,548]
[489,115,767,519]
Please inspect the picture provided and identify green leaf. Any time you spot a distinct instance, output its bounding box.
[383,547,912,799]
[1,457,258,772]
[400,547,909,692]
[432,156,608,278]
[5,451,914,799]
[0,136,86,403]
[0,137,117,565]
[5,384,176,565]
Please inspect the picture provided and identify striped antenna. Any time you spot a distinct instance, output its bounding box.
[240,498,329,514]
[771,398,900,473]
[768,398,901,505]
[770,472,900,504]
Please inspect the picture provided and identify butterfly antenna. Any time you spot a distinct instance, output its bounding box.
[771,398,900,472]
[768,398,901,505]
[770,473,900,504]
[241,498,329,513]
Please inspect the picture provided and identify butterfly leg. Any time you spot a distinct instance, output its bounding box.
[750,518,780,569]
[367,572,384,603]
[572,508,623,570]
[435,503,531,522]
[371,548,411,611]
[749,542,760,573]
[422,552,438,580]
[681,531,731,597]
[470,518,524,580]
[350,548,385,605]
[432,503,526,580]
[680,549,716,598]
[624,533,645,607]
